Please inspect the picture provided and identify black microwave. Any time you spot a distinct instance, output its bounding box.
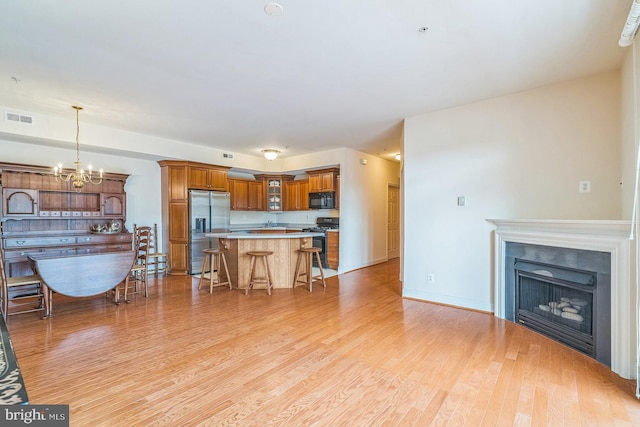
[308,191,335,210]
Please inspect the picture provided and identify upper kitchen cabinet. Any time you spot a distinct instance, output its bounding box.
[228,179,264,211]
[285,180,309,211]
[254,175,294,212]
[307,168,339,192]
[188,164,228,191]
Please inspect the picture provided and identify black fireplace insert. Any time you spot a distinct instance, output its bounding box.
[515,259,596,357]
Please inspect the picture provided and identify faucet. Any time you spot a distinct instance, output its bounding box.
[266,220,273,227]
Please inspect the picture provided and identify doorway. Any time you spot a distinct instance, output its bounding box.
[387,184,400,259]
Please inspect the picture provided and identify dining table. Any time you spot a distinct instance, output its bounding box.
[28,248,136,314]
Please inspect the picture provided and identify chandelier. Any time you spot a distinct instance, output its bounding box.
[54,106,103,191]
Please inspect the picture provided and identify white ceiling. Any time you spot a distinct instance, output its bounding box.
[0,1,632,161]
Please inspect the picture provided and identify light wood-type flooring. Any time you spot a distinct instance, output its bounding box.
[6,259,640,426]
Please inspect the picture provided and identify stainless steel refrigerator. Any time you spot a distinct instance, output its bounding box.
[189,190,231,275]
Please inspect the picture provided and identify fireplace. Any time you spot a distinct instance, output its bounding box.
[486,219,633,379]
[515,259,596,357]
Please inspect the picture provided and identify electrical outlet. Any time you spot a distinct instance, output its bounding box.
[457,196,465,206]
[427,273,435,283]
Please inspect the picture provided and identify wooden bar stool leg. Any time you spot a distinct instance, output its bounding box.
[209,253,218,293]
[306,251,313,291]
[198,252,210,290]
[262,255,272,295]
[314,251,326,288]
[246,255,256,295]
[220,253,232,290]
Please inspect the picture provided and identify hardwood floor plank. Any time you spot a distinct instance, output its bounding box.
[4,259,637,426]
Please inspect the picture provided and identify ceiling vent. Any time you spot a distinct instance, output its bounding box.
[5,111,34,124]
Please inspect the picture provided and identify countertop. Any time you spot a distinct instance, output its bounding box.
[206,232,323,239]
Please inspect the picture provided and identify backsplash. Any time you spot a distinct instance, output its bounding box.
[230,210,339,226]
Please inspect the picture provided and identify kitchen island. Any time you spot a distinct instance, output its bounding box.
[205,232,323,291]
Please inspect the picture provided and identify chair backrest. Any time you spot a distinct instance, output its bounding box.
[135,226,152,266]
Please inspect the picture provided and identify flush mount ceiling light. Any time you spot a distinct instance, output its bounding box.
[264,2,283,16]
[262,149,280,161]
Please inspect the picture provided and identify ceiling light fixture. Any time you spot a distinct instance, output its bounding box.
[262,149,280,161]
[54,106,103,191]
[264,2,284,16]
[619,0,640,47]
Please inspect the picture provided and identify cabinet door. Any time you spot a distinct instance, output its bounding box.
[169,166,188,202]
[208,169,228,191]
[320,172,335,191]
[285,182,297,211]
[248,181,264,210]
[169,203,189,241]
[101,193,126,217]
[169,242,188,274]
[2,189,39,217]
[327,231,339,270]
[299,181,309,210]
[189,167,209,190]
[230,180,249,210]
[308,175,321,192]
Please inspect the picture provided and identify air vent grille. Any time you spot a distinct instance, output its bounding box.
[5,111,33,124]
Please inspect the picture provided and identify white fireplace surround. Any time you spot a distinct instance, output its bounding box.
[487,219,637,380]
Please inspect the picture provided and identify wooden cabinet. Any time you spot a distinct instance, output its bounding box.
[229,179,264,211]
[307,168,339,192]
[0,162,131,277]
[254,175,294,212]
[285,180,309,211]
[327,230,339,270]
[159,160,231,274]
[189,165,228,191]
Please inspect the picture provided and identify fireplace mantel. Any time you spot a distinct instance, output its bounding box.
[486,219,636,379]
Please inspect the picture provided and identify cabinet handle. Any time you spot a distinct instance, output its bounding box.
[15,240,26,245]
[60,238,69,243]
[19,251,26,256]
[84,237,92,242]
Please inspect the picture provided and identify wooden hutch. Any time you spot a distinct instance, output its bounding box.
[0,162,131,277]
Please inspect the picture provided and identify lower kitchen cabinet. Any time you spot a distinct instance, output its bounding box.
[327,230,339,270]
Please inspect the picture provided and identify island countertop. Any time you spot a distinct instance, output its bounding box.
[203,232,320,290]
[205,232,323,239]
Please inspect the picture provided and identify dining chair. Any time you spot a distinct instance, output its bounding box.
[0,248,49,320]
[115,226,151,304]
[147,223,169,276]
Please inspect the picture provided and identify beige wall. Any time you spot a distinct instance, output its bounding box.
[403,72,622,311]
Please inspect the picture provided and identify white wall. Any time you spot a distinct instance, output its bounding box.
[403,72,622,311]
[0,116,400,275]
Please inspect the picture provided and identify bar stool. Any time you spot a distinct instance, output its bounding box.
[245,251,274,295]
[293,247,326,292]
[198,248,232,293]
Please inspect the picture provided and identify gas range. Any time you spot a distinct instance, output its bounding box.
[303,217,339,233]
[302,217,339,269]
